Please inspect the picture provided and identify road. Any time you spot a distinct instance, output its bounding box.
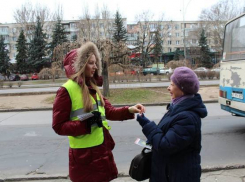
[0,80,219,95]
[1,103,245,180]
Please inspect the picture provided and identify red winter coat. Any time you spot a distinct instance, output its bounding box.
[52,85,134,182]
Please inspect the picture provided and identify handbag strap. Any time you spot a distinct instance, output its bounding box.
[142,147,152,154]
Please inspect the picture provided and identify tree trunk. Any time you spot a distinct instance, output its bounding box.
[102,60,110,97]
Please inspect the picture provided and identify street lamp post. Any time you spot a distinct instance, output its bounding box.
[183,23,186,60]
[182,0,192,60]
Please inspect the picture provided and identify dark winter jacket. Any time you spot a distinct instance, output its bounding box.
[142,94,207,182]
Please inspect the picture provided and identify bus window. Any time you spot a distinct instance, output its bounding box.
[223,15,245,61]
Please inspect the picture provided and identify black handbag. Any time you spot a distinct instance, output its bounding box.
[129,148,152,181]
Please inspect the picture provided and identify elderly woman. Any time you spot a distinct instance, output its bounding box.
[136,67,207,182]
[52,41,145,182]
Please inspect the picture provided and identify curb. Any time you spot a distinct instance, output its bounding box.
[0,175,69,181]
[0,84,219,97]
[0,91,56,97]
[0,100,218,113]
[0,164,245,181]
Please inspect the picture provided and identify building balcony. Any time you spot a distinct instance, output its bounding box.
[0,31,9,35]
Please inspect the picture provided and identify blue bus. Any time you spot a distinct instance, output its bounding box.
[219,13,245,117]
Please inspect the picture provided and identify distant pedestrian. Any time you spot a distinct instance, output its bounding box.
[136,67,207,182]
[52,41,145,182]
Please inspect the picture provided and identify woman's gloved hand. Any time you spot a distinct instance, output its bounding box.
[87,111,103,128]
[136,113,151,127]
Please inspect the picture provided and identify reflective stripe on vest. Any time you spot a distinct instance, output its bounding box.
[63,79,111,149]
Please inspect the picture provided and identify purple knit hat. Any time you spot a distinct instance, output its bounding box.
[170,67,199,94]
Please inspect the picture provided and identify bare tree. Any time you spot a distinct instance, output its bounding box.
[101,5,113,39]
[43,4,65,44]
[93,4,101,41]
[53,4,64,20]
[135,11,170,67]
[77,5,92,41]
[96,39,130,96]
[77,4,113,42]
[134,11,154,67]
[199,0,243,52]
[13,2,51,40]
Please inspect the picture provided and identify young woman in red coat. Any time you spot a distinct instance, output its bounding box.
[52,41,145,182]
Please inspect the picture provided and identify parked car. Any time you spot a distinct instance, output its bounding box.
[194,67,209,72]
[0,73,5,81]
[20,74,29,81]
[125,69,137,75]
[31,73,39,80]
[109,71,125,76]
[142,67,159,75]
[9,74,20,81]
[159,68,173,75]
[211,68,220,72]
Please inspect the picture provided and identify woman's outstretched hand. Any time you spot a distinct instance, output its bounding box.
[128,104,146,114]
[136,113,151,127]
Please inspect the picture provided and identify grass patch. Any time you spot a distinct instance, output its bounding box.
[106,87,171,104]
[23,78,67,85]
[44,87,171,105]
[44,95,56,104]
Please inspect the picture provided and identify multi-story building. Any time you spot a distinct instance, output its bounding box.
[0,18,220,65]
[0,23,22,63]
[126,20,222,64]
[0,18,124,63]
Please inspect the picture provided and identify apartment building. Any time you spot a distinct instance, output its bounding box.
[0,18,122,63]
[127,21,221,50]
[1,18,219,64]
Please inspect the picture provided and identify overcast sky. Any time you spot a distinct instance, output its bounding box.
[0,0,244,24]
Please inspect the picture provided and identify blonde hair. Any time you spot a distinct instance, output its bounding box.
[71,55,105,112]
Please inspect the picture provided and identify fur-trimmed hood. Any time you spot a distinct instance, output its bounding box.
[63,41,102,78]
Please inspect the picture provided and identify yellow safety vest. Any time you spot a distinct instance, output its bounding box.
[63,79,111,149]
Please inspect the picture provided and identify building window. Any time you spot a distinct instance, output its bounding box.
[168,40,171,45]
[12,28,17,33]
[190,24,197,28]
[70,23,77,28]
[0,27,9,32]
[2,35,9,41]
[192,39,196,44]
[168,48,172,52]
[176,40,180,45]
[175,24,179,30]
[150,23,157,29]
[191,58,196,65]
[5,44,9,50]
[176,33,179,37]
[100,23,104,28]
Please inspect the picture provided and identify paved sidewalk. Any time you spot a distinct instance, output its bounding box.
[1,167,245,182]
